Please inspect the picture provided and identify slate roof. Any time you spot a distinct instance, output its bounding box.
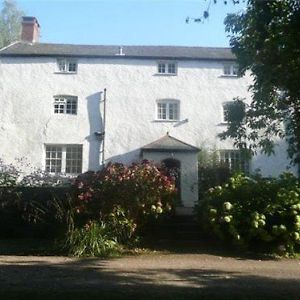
[0,41,235,60]
[142,134,199,152]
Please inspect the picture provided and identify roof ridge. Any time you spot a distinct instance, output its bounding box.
[142,134,199,152]
[10,42,232,50]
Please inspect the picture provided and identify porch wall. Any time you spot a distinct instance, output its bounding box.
[142,151,198,208]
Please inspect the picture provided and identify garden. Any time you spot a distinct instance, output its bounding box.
[1,156,300,258]
[0,159,176,257]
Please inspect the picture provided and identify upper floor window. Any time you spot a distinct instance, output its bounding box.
[45,144,83,174]
[223,63,238,76]
[222,101,234,123]
[57,58,77,73]
[219,149,250,174]
[157,61,177,75]
[157,99,180,121]
[54,95,77,115]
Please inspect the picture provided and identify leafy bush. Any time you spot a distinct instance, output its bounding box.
[103,206,137,245]
[198,148,231,199]
[73,161,176,234]
[66,221,120,257]
[198,172,300,255]
[0,159,175,256]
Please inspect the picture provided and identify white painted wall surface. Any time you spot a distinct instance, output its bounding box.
[0,56,296,178]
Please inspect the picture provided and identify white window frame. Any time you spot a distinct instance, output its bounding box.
[219,150,250,174]
[45,144,83,175]
[222,101,234,123]
[54,95,78,115]
[57,58,78,73]
[156,99,180,121]
[223,63,238,76]
[157,61,177,75]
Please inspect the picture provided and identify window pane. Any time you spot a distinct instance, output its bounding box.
[168,103,178,120]
[158,63,166,73]
[223,65,231,75]
[157,103,167,119]
[58,60,66,72]
[232,65,238,75]
[68,62,77,72]
[168,63,176,74]
[223,102,234,122]
[45,146,62,173]
[65,145,83,174]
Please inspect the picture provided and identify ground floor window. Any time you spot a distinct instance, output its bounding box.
[219,149,250,174]
[45,144,83,174]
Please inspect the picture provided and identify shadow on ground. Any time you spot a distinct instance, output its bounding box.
[0,255,299,300]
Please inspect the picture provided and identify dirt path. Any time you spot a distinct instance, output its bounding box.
[0,254,300,298]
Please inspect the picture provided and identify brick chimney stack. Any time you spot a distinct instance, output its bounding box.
[21,16,40,43]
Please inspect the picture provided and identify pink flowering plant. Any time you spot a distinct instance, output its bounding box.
[73,160,176,237]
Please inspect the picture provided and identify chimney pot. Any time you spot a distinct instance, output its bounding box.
[21,16,40,43]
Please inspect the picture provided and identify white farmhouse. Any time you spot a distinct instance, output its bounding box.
[0,17,296,213]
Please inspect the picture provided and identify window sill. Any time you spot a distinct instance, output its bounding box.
[53,113,78,117]
[47,172,79,177]
[219,75,239,78]
[154,73,177,77]
[54,71,77,75]
[153,119,180,123]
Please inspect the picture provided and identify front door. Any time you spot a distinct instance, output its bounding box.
[162,158,181,204]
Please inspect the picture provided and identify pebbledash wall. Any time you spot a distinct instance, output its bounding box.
[0,17,297,210]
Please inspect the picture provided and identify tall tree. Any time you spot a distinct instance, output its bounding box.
[0,0,23,49]
[219,0,300,164]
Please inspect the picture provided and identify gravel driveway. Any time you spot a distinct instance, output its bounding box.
[0,253,300,298]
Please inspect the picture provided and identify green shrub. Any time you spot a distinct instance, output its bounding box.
[66,221,120,257]
[104,206,137,245]
[73,161,176,234]
[197,172,300,255]
[0,159,175,256]
[198,148,231,199]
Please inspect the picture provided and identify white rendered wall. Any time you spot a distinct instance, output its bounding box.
[0,56,296,177]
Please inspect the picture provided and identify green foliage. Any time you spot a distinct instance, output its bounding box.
[222,1,300,164]
[104,206,137,245]
[198,172,300,255]
[66,221,120,257]
[0,160,175,256]
[74,161,175,232]
[198,148,231,199]
[0,0,24,48]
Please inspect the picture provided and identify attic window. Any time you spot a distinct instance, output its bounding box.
[223,63,238,76]
[157,61,177,75]
[57,58,77,73]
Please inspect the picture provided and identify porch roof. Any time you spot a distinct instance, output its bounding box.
[142,134,199,152]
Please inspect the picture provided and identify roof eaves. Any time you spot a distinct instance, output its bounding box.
[0,53,236,61]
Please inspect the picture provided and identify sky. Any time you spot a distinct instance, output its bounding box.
[16,0,246,47]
